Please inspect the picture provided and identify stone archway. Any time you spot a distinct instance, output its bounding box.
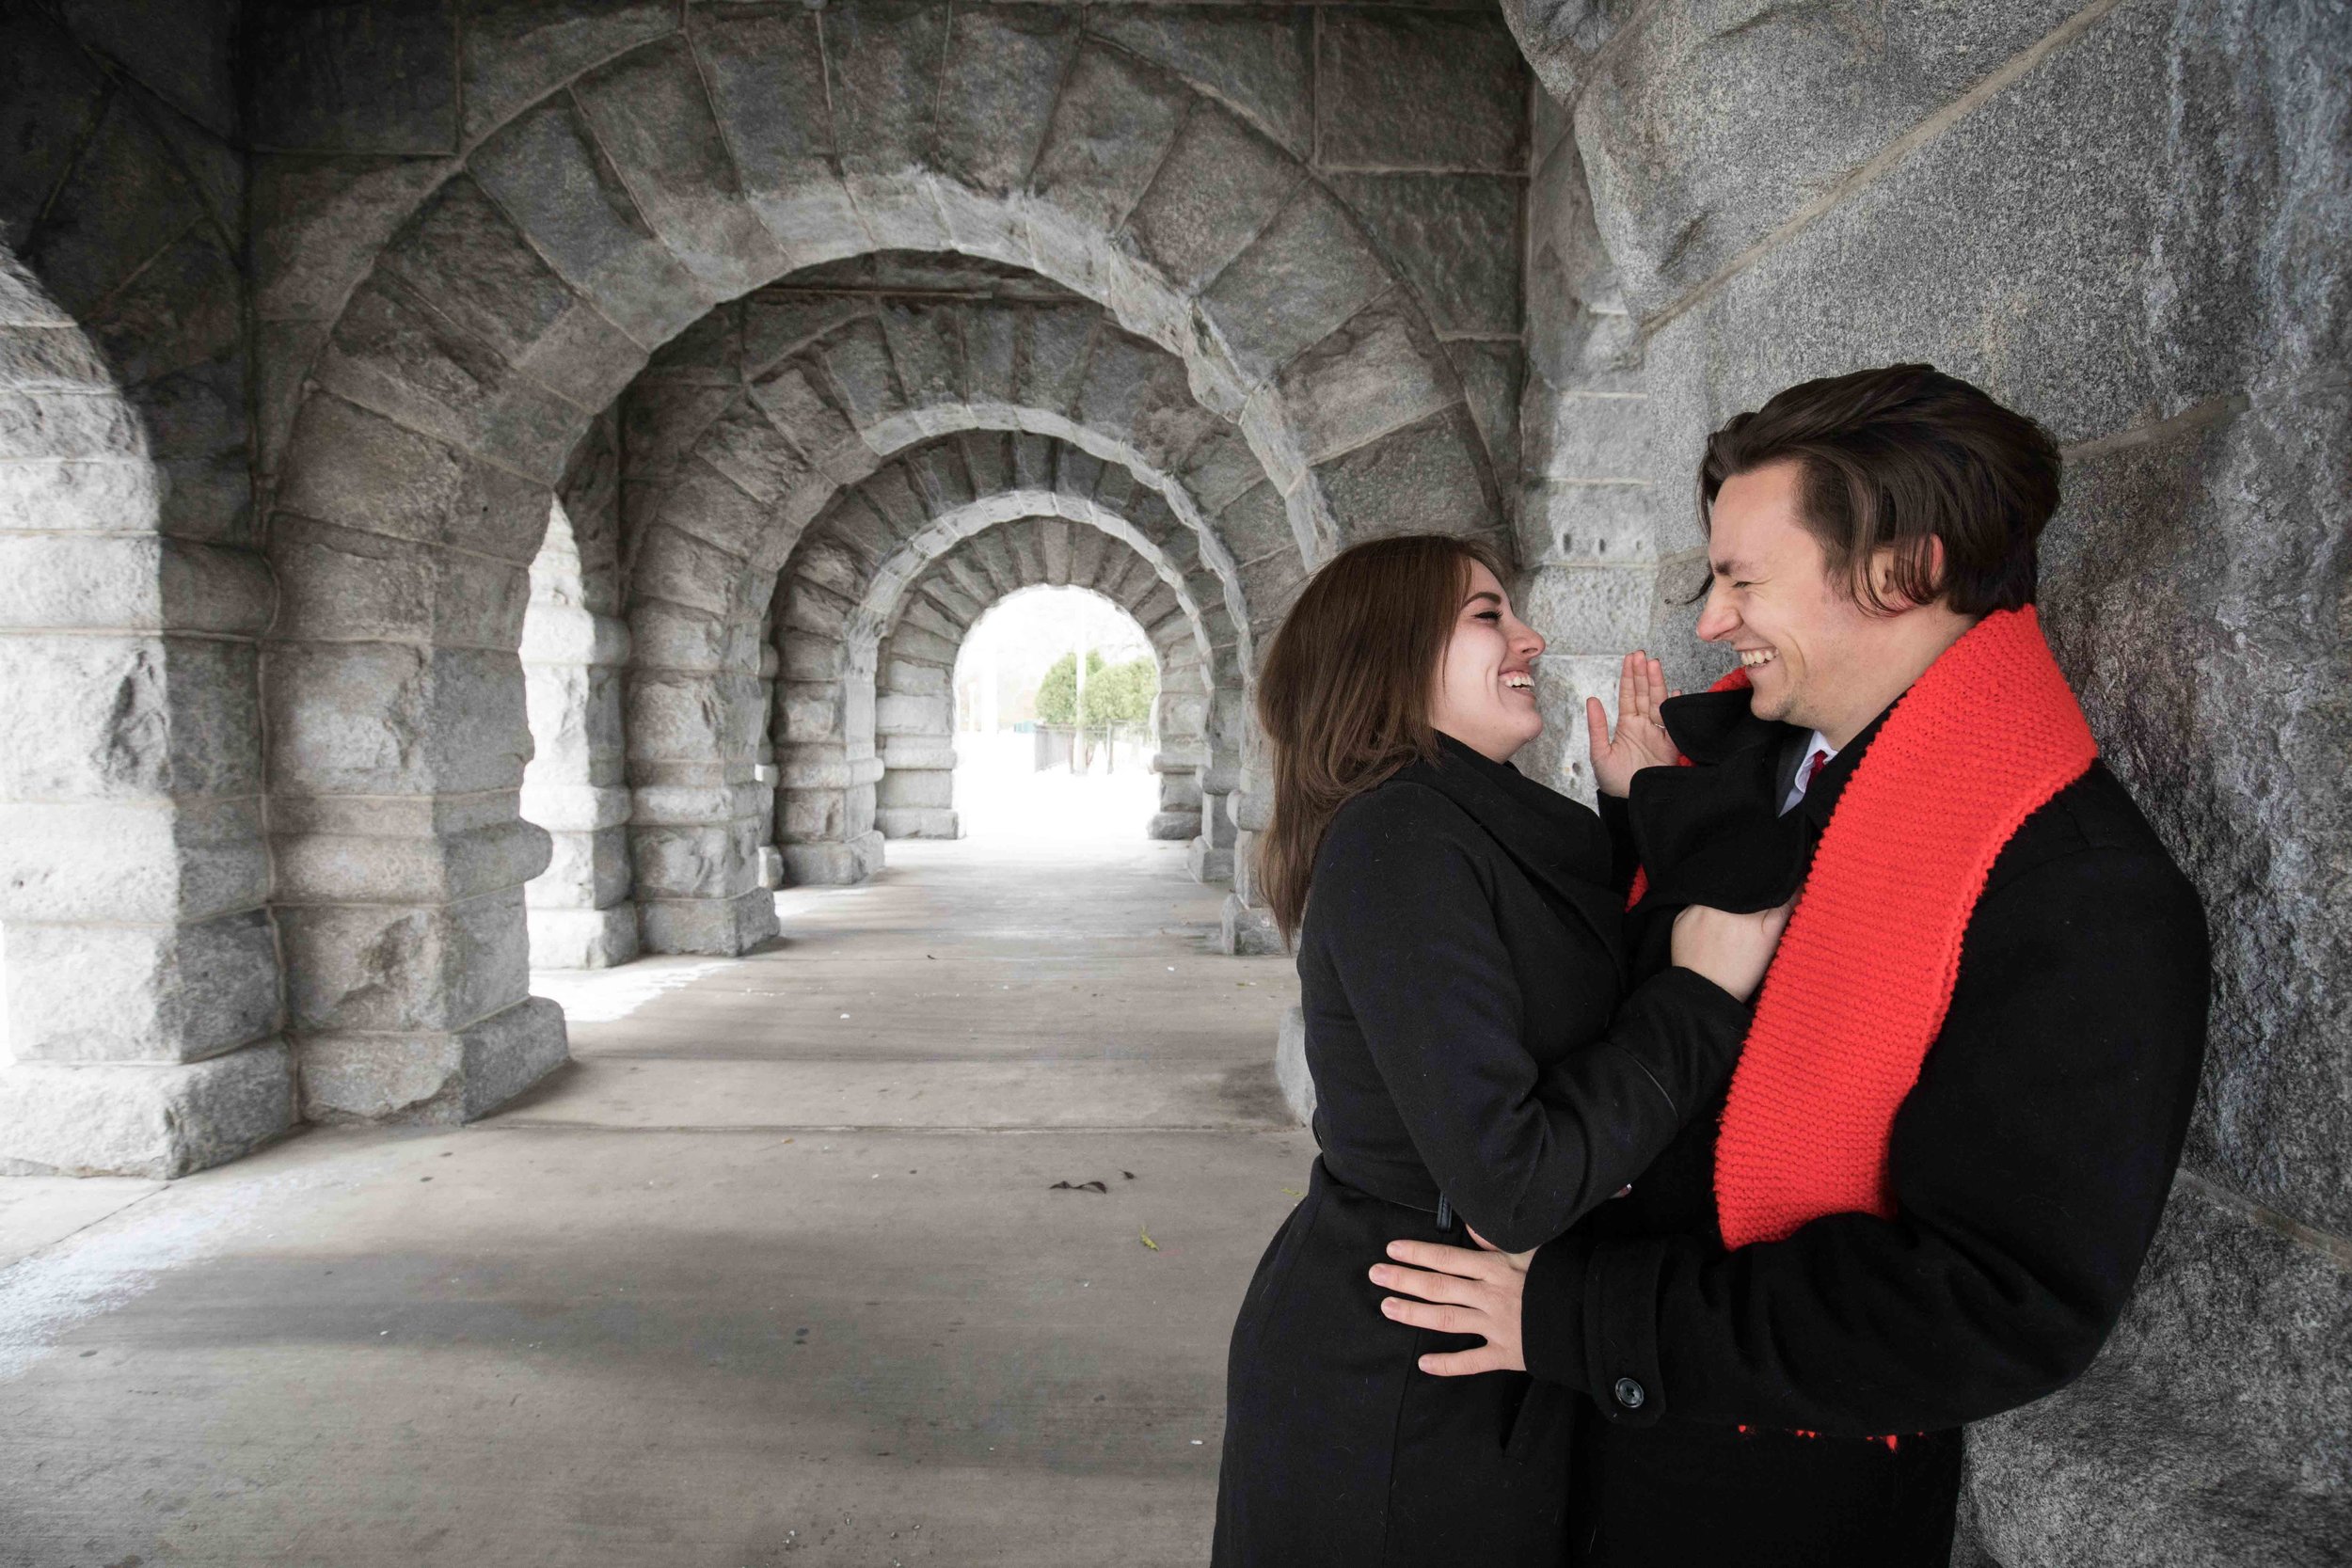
[774,474,1232,888]
[768,432,1240,895]
[0,3,1521,1165]
[872,520,1211,848]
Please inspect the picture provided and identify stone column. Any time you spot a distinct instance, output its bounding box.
[874,634,961,840]
[520,500,637,969]
[1219,789,1285,956]
[1188,791,1238,882]
[264,398,568,1125]
[1192,684,1249,882]
[627,610,777,953]
[0,372,292,1175]
[774,617,886,885]
[1148,656,1208,841]
[0,61,293,1174]
[754,640,784,891]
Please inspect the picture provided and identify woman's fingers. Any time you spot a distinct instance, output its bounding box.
[1645,655,1669,713]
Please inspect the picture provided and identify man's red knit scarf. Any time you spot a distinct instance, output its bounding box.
[1646,609,2097,1248]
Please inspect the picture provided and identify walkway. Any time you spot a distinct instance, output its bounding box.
[0,832,1305,1566]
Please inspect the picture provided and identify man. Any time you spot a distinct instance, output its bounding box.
[1373,365,2209,1564]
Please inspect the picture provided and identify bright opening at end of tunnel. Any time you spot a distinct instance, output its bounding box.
[950,586,1163,847]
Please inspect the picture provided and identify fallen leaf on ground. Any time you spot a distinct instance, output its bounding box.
[1139,1227,1159,1251]
[1049,1180,1108,1194]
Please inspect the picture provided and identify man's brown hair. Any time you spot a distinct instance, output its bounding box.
[1697,364,2062,615]
[1254,533,1510,942]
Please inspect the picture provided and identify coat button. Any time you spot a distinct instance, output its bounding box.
[1613,1377,1646,1411]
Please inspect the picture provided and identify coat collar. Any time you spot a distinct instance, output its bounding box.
[1395,733,1627,974]
[1629,691,1894,911]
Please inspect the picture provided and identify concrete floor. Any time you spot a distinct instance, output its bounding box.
[0,833,1307,1567]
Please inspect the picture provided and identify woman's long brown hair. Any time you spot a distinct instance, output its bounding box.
[1254,533,1510,943]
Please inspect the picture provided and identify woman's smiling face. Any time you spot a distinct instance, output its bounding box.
[1430,559,1547,763]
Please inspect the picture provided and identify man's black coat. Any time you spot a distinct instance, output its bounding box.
[1525,689,2211,1565]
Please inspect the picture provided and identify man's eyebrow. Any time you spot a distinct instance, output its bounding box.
[1710,557,1757,577]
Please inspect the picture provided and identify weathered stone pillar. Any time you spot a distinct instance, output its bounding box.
[1219,788,1284,957]
[872,589,962,840]
[265,397,568,1125]
[874,655,961,841]
[1188,791,1237,882]
[0,46,293,1175]
[0,361,293,1173]
[520,500,637,969]
[774,608,885,885]
[1148,657,1208,840]
[754,640,784,891]
[627,614,777,953]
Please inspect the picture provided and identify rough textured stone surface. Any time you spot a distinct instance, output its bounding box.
[1090,5,1314,158]
[1217,892,1282,958]
[246,0,459,155]
[3,912,278,1066]
[1317,8,1528,172]
[460,0,675,149]
[1967,1176,2352,1566]
[1328,174,1524,340]
[0,1041,294,1179]
[299,995,568,1125]
[1120,101,1300,294]
[1199,185,1393,390]
[571,37,789,297]
[2042,387,2352,1235]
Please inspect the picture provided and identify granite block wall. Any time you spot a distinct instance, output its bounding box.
[1504,0,2350,1559]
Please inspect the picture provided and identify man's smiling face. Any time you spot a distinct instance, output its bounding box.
[1694,459,1894,742]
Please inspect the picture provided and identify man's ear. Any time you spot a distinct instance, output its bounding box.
[1868,536,1944,612]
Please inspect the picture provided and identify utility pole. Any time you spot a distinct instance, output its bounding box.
[1071,623,1088,773]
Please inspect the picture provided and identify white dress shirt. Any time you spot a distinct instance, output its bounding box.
[1779,730,1840,816]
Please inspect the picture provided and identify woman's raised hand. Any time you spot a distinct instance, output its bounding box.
[1671,898,1795,1003]
[1583,651,1682,798]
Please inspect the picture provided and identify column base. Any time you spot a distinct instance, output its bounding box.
[527,904,642,970]
[1149,810,1202,841]
[1274,1005,1314,1127]
[1188,835,1234,883]
[0,1040,295,1179]
[876,807,961,839]
[637,888,780,955]
[297,997,569,1124]
[1218,894,1285,956]
[783,831,885,886]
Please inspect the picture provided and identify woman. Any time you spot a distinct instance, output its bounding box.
[1211,535,1788,1566]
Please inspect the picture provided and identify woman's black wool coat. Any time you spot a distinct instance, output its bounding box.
[1211,736,1751,1568]
[1527,691,2212,1568]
